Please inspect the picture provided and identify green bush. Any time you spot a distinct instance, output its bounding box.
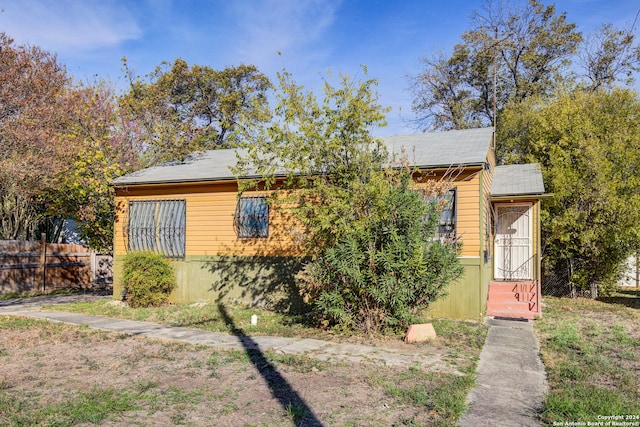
[121,251,176,308]
[297,170,464,333]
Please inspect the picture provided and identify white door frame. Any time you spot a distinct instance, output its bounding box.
[494,203,533,280]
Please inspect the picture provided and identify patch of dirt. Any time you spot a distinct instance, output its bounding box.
[0,318,460,426]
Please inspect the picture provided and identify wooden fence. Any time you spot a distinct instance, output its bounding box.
[0,235,112,295]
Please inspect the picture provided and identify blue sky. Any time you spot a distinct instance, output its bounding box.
[1,0,639,135]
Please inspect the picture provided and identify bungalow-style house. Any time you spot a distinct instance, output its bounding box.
[112,127,546,320]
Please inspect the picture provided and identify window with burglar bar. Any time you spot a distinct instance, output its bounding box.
[436,189,456,239]
[234,197,269,238]
[426,189,456,240]
[127,200,186,258]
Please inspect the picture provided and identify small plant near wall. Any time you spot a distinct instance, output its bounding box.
[121,251,176,308]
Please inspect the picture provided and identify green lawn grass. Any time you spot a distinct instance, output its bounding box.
[0,314,487,426]
[44,298,328,338]
[535,289,640,424]
[46,298,489,349]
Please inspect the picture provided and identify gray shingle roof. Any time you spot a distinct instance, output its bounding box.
[491,163,545,197]
[113,149,248,186]
[384,127,494,168]
[113,127,495,186]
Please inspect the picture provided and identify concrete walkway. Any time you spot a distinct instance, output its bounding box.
[459,317,548,427]
[1,294,549,425]
[0,294,454,373]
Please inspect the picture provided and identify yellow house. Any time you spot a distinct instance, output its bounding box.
[112,127,546,320]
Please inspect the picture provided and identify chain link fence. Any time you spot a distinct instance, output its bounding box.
[541,258,597,299]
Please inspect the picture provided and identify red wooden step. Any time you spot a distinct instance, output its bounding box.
[487,300,538,312]
[489,281,537,293]
[488,291,537,303]
[486,280,541,319]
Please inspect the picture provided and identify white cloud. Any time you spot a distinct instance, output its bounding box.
[0,0,141,54]
[230,0,341,70]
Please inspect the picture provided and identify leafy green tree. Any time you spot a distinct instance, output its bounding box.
[410,1,640,298]
[236,70,463,332]
[53,82,139,252]
[411,0,640,132]
[499,88,640,294]
[411,0,581,130]
[297,168,463,333]
[120,58,272,166]
[0,32,137,249]
[235,69,390,253]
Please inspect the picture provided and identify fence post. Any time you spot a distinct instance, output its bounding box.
[91,251,96,285]
[40,233,46,292]
[636,250,640,288]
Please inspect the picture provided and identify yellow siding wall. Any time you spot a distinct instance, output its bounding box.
[483,136,496,261]
[483,133,497,261]
[414,168,483,258]
[532,199,541,280]
[115,169,486,259]
[482,163,494,261]
[114,181,299,258]
[113,166,502,315]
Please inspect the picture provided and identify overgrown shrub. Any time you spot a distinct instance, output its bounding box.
[121,251,176,308]
[297,170,464,333]
[235,70,463,333]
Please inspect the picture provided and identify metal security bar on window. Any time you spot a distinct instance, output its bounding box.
[128,201,157,252]
[234,197,269,238]
[436,189,456,239]
[128,200,186,258]
[425,189,456,240]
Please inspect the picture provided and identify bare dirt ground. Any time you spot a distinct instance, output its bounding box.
[0,314,473,426]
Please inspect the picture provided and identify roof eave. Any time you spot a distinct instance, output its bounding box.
[491,193,552,201]
[112,177,236,187]
[113,162,489,187]
[414,161,486,171]
[112,173,292,188]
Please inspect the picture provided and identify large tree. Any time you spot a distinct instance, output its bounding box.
[410,0,581,130]
[53,82,139,252]
[120,59,272,166]
[0,33,72,240]
[410,0,640,132]
[580,22,640,91]
[0,33,137,248]
[499,88,640,294]
[234,69,392,253]
[236,70,463,332]
[410,1,640,296]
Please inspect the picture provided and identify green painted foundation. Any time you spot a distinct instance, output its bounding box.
[425,257,488,321]
[113,255,307,313]
[114,255,491,320]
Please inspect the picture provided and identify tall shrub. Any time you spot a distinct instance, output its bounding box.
[121,251,176,308]
[297,170,463,333]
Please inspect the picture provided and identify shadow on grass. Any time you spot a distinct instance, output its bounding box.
[597,288,640,309]
[217,304,323,426]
